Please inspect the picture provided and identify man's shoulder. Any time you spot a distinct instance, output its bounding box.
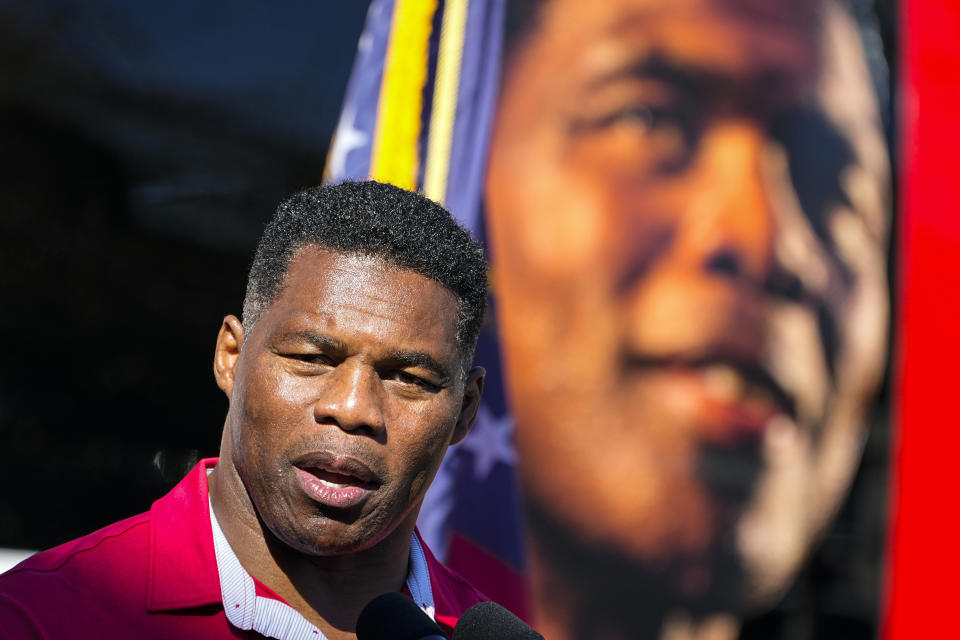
[0,461,221,638]
[432,556,489,604]
[0,512,152,638]
[0,511,151,591]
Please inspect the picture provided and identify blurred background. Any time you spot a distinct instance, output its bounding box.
[0,1,897,638]
[0,0,370,549]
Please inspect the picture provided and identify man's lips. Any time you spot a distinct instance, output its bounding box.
[291,451,380,509]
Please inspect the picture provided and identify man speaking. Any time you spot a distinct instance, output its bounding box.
[0,180,490,639]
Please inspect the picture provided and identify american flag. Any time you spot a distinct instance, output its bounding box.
[323,0,528,619]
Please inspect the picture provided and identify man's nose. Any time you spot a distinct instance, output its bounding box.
[313,361,386,436]
[676,120,777,285]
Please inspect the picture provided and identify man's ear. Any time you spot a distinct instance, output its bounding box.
[213,315,245,398]
[450,366,485,445]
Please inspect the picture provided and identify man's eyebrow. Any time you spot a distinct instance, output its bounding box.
[277,330,452,382]
[383,349,451,382]
[279,330,347,353]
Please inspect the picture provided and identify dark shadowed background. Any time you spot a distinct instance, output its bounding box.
[0,0,372,546]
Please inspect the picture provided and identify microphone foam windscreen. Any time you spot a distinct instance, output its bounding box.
[356,592,445,640]
[453,601,544,640]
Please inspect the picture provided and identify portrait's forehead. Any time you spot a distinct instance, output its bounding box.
[708,0,821,25]
[506,0,822,100]
[535,0,822,26]
[526,0,823,76]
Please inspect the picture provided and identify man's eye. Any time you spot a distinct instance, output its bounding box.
[288,353,334,365]
[391,371,440,392]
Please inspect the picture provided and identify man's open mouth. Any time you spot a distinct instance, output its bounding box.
[291,451,381,508]
[300,467,377,490]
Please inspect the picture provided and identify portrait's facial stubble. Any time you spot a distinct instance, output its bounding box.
[485,0,888,608]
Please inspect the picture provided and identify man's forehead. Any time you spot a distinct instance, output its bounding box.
[251,247,459,357]
[283,246,451,302]
[287,246,389,284]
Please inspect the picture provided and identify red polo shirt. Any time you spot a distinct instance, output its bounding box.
[0,458,486,638]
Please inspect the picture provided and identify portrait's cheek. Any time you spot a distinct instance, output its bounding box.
[488,167,613,287]
[830,210,889,405]
[513,366,732,562]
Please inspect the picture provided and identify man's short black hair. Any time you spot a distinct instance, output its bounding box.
[243,180,487,366]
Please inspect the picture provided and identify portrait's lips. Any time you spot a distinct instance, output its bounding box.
[291,451,380,509]
[623,351,796,508]
[623,352,797,437]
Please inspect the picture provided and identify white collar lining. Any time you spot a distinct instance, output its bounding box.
[208,498,435,640]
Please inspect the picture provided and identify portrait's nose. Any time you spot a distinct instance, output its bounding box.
[621,119,782,359]
[676,120,777,285]
[313,361,386,436]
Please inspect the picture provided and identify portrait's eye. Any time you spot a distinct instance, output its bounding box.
[605,103,667,132]
[574,100,674,133]
[569,95,697,174]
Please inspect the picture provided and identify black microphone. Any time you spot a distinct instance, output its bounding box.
[453,601,544,640]
[356,592,446,640]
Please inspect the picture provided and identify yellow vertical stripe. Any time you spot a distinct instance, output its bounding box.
[370,0,438,190]
[422,0,469,205]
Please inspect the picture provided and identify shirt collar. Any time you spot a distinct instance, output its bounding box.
[146,458,439,637]
[209,499,436,639]
[147,457,222,612]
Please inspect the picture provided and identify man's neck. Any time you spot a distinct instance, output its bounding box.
[207,460,412,640]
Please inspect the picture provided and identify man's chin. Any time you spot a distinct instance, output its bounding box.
[262,511,375,558]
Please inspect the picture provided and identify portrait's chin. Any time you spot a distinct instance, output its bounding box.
[525,491,749,619]
[520,460,754,615]
[517,402,810,617]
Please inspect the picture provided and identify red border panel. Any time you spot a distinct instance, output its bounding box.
[884,0,960,636]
